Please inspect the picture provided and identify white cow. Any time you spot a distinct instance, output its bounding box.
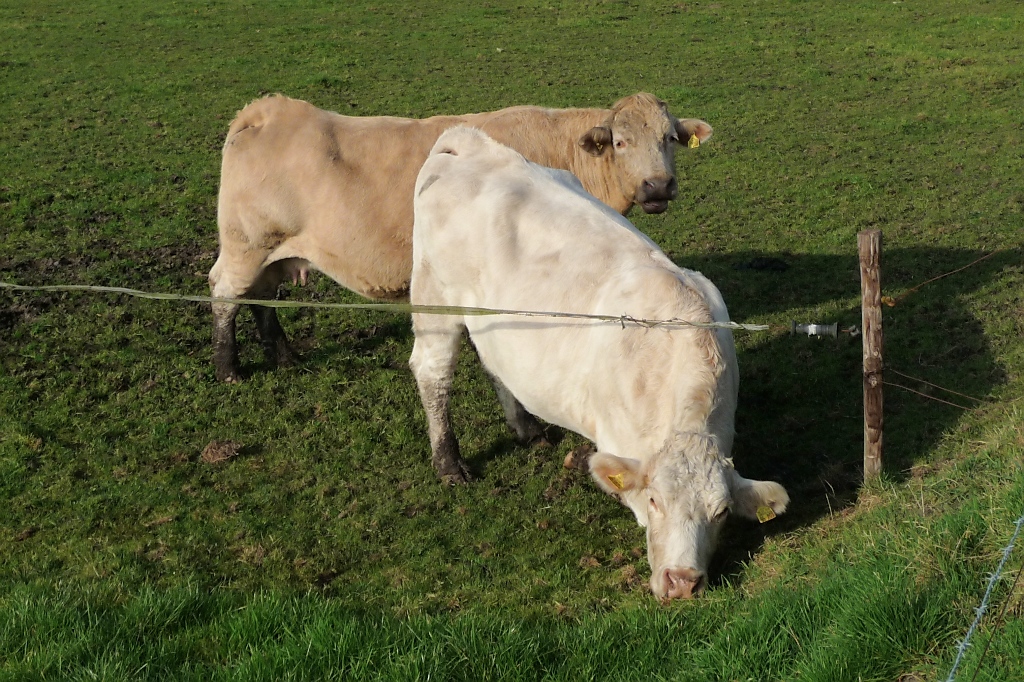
[409,127,788,600]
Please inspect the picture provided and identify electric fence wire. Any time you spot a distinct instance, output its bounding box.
[945,513,1024,682]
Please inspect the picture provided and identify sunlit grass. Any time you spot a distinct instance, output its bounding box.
[1,0,1023,679]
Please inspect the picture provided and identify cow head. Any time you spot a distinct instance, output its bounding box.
[590,433,788,600]
[578,93,713,215]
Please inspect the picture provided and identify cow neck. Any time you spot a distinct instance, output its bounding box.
[562,113,632,216]
[660,320,725,452]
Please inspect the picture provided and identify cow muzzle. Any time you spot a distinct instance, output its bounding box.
[637,177,678,214]
[658,567,706,600]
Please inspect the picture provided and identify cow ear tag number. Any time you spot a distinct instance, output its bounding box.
[756,505,776,523]
[688,134,700,149]
[608,473,626,490]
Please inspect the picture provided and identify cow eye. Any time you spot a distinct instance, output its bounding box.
[648,497,659,512]
[614,139,627,149]
[714,508,729,522]
[668,133,680,144]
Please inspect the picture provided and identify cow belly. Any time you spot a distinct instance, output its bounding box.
[468,320,585,429]
[467,317,654,447]
[270,221,413,300]
[466,316,695,458]
[306,249,411,300]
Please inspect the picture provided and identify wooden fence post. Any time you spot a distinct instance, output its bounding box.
[858,229,883,481]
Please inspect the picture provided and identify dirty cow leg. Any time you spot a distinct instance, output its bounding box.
[249,300,293,372]
[209,246,271,383]
[486,371,547,445]
[251,261,302,368]
[251,304,297,368]
[212,300,242,383]
[410,317,472,485]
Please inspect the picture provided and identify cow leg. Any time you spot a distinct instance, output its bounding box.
[252,304,296,367]
[211,299,242,383]
[209,247,269,383]
[486,372,547,445]
[209,257,243,383]
[409,316,472,485]
[250,263,298,369]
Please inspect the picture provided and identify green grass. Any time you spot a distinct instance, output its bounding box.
[2,0,1024,679]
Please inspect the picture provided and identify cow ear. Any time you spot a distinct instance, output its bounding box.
[727,469,789,520]
[675,118,714,146]
[589,452,644,495]
[579,126,613,156]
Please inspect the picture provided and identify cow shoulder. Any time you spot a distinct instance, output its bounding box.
[538,166,586,194]
[419,127,532,208]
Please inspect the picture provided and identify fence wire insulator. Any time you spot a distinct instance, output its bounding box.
[790,321,838,338]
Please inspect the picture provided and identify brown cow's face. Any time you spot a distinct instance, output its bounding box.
[590,434,789,601]
[578,93,713,215]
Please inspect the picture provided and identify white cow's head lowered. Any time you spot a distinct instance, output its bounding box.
[590,433,789,600]
[577,93,714,215]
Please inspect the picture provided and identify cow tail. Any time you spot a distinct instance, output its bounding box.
[225,97,277,146]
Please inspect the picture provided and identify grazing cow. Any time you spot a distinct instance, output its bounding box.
[209,93,713,382]
[409,127,787,600]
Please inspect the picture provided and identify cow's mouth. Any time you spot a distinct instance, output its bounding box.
[641,199,670,214]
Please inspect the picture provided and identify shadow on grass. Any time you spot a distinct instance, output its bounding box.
[181,244,1015,587]
[232,312,412,380]
[2,243,1015,595]
[689,246,1018,587]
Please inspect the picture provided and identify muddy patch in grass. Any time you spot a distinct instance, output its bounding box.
[201,440,243,464]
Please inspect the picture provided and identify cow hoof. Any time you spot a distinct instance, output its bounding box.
[216,368,243,383]
[438,460,473,485]
[563,442,596,470]
[264,343,299,369]
[526,427,562,449]
[510,415,545,444]
[274,350,299,368]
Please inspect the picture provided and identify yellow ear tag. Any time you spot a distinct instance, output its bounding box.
[756,505,777,524]
[688,133,700,149]
[608,473,626,490]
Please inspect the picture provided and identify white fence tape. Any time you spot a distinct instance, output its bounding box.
[0,281,771,333]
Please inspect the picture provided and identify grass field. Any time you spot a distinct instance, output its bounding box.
[2,0,1023,679]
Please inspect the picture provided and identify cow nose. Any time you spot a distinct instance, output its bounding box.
[642,176,678,198]
[664,567,705,600]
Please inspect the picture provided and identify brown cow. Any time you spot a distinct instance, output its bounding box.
[209,93,713,382]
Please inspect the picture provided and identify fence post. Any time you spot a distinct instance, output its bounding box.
[858,229,883,481]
